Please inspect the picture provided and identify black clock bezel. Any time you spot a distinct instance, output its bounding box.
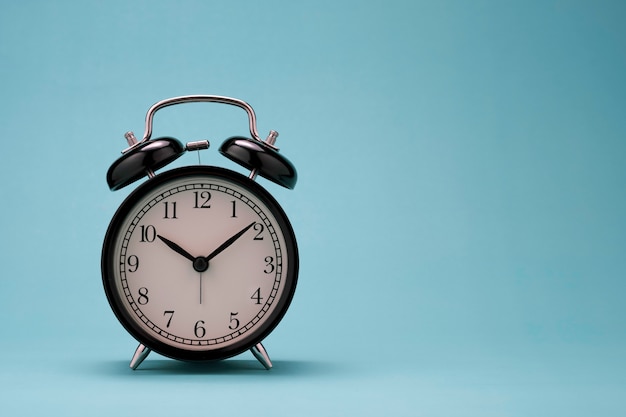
[101,166,299,362]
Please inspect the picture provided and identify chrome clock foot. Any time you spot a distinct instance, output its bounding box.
[129,343,151,370]
[250,342,272,370]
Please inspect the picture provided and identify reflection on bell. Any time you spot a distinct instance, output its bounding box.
[219,137,297,189]
[106,137,185,191]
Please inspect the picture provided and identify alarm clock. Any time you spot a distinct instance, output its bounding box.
[101,95,298,370]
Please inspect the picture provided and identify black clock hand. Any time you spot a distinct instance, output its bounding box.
[157,235,196,262]
[205,222,256,262]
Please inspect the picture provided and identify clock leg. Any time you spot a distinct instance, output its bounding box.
[250,342,272,370]
[129,343,151,370]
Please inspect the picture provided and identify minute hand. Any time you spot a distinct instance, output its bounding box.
[205,222,256,262]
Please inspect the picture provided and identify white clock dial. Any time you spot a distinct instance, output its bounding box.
[102,167,298,361]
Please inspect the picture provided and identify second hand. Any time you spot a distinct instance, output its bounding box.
[199,273,203,304]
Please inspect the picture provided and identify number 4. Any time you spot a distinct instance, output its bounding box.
[251,288,263,305]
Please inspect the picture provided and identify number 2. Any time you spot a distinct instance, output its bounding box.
[253,223,264,240]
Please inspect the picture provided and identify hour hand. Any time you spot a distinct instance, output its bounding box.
[157,235,196,262]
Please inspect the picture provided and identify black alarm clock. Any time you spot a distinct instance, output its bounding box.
[101,95,298,370]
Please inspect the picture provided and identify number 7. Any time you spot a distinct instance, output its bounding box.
[163,310,175,327]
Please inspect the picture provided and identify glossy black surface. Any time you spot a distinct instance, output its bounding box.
[101,166,298,362]
[219,137,297,189]
[106,137,185,191]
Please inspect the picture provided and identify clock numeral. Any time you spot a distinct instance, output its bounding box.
[127,255,139,272]
[163,310,175,328]
[229,312,240,330]
[139,225,157,242]
[193,191,211,209]
[253,223,264,240]
[251,287,263,305]
[137,287,149,305]
[163,201,178,219]
[194,320,206,338]
[264,256,275,274]
[230,200,237,218]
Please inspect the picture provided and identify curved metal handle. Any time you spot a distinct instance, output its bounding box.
[141,95,263,142]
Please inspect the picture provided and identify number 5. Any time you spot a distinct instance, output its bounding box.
[229,312,240,330]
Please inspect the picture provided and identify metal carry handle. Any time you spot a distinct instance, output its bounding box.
[141,95,264,143]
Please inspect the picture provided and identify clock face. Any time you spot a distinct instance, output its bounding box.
[102,166,298,361]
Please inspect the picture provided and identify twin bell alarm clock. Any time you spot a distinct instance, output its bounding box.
[101,95,298,370]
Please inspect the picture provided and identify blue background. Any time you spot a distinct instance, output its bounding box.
[1,1,624,415]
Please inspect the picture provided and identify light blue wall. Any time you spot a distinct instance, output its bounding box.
[1,1,624,415]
